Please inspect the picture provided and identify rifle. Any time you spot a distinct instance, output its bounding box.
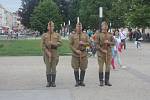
[79,33,82,66]
[45,33,52,63]
[104,32,109,64]
[49,33,52,62]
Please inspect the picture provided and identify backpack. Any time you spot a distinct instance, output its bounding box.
[137,32,142,39]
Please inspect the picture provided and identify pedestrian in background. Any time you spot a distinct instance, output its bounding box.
[134,29,142,48]
[111,30,126,70]
[120,28,127,50]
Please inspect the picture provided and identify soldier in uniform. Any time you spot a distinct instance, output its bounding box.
[70,22,90,87]
[42,21,62,87]
[95,21,115,86]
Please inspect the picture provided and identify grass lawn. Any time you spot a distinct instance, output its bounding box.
[0,39,71,56]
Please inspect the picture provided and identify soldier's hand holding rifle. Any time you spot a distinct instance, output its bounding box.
[75,40,84,55]
[79,40,85,65]
[76,50,82,55]
[102,49,107,54]
[104,40,111,45]
[104,38,109,64]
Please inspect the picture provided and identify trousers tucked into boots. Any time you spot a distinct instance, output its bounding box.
[74,70,86,87]
[46,74,56,87]
[99,72,104,86]
[105,72,112,86]
[80,70,85,86]
[51,74,56,87]
[74,70,79,87]
[46,74,51,87]
[99,72,112,86]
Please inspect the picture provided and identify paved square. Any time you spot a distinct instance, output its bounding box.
[0,42,150,100]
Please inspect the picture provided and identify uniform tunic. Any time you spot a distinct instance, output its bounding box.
[95,32,115,72]
[42,32,62,74]
[70,32,90,71]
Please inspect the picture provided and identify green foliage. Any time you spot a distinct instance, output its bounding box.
[109,0,150,28]
[108,0,130,28]
[79,0,112,29]
[20,0,150,31]
[30,0,63,33]
[69,0,81,28]
[54,0,70,23]
[19,0,40,28]
[126,2,150,28]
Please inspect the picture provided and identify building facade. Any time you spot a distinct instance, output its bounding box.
[0,4,21,34]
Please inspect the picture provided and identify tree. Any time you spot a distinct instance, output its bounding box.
[53,0,70,23]
[69,0,80,28]
[19,0,40,28]
[108,0,136,29]
[126,0,150,28]
[127,6,150,28]
[108,0,150,29]
[79,0,112,29]
[30,0,63,33]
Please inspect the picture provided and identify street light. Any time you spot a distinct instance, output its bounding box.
[110,22,112,32]
[77,17,80,23]
[60,24,62,36]
[63,22,65,37]
[99,7,103,32]
[68,20,70,35]
[68,20,70,26]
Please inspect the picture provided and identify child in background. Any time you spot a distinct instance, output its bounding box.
[111,30,126,70]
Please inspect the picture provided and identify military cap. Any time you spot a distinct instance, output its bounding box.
[48,21,54,27]
[76,22,82,27]
[101,21,108,27]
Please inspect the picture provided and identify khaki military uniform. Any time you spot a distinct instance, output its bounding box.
[95,32,115,72]
[70,32,90,71]
[42,32,62,74]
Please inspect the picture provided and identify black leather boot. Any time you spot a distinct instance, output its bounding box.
[46,74,51,87]
[74,70,80,87]
[80,70,85,86]
[105,72,112,86]
[99,72,104,86]
[51,74,56,87]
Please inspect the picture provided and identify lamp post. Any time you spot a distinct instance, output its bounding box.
[99,7,103,32]
[60,24,62,36]
[68,20,70,35]
[110,22,112,33]
[77,17,80,23]
[63,22,65,37]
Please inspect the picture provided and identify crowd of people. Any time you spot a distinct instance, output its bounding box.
[0,30,40,40]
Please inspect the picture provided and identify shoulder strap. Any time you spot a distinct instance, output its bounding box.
[121,32,125,36]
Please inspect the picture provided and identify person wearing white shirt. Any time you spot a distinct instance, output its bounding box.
[112,30,126,69]
[119,28,127,50]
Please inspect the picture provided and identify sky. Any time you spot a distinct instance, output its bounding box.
[0,0,21,12]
